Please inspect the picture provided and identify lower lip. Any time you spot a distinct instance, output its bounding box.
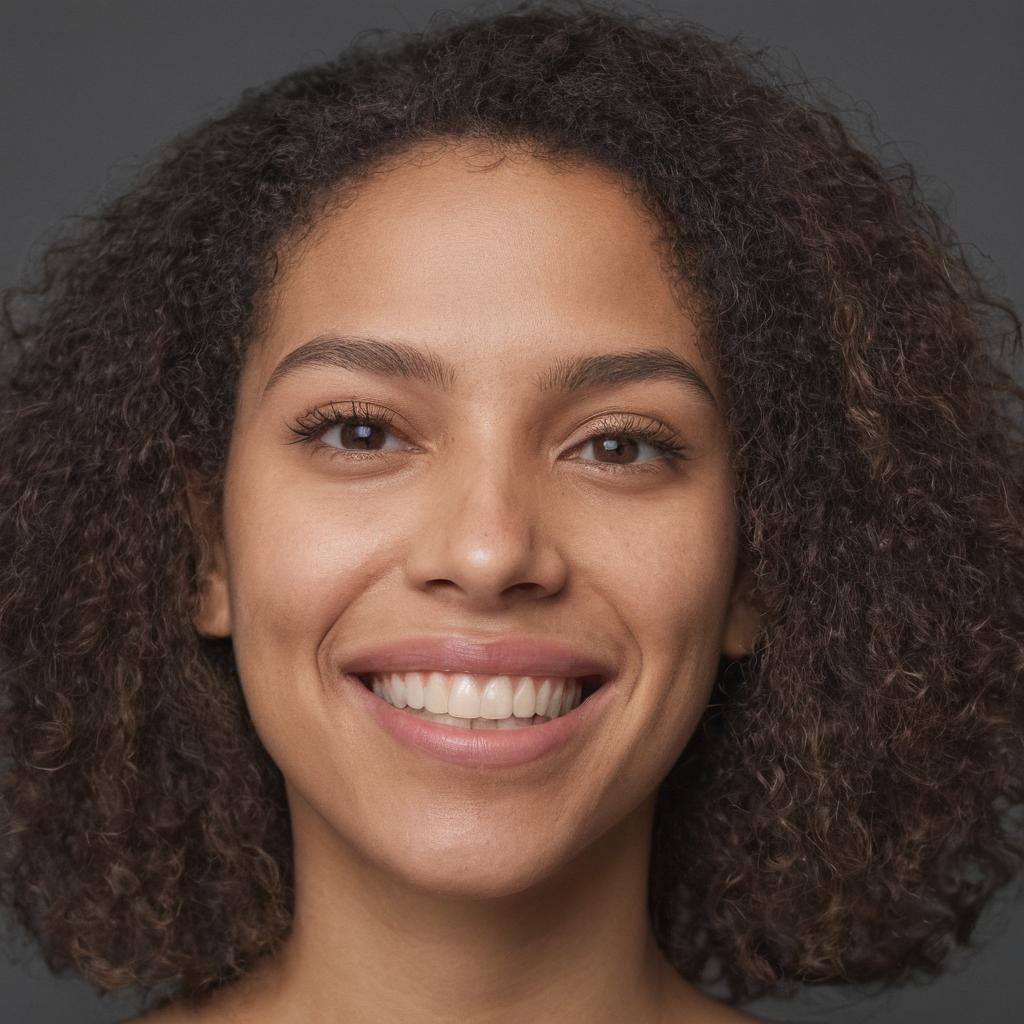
[342,672,616,768]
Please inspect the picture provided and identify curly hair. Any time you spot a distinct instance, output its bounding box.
[2,0,1022,1010]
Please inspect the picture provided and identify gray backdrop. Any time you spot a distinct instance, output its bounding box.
[2,1,1021,1022]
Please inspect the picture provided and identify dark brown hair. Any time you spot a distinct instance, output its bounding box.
[2,0,1022,1012]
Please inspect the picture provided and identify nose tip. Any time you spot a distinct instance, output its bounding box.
[405,468,568,608]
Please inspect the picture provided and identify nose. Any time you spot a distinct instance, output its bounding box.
[403,450,569,610]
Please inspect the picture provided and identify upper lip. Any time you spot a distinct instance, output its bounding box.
[342,635,616,680]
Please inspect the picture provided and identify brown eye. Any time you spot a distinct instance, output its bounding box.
[334,419,392,450]
[587,435,643,465]
[569,416,689,475]
[286,400,410,456]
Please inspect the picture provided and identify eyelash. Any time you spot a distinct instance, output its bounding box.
[285,400,689,475]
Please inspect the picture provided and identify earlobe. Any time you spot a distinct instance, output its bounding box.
[721,559,762,659]
[184,470,232,638]
[194,562,232,639]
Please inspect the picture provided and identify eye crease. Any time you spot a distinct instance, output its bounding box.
[284,398,690,474]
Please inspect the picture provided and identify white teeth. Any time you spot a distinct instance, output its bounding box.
[550,679,565,717]
[404,671,425,709]
[534,678,552,717]
[399,708,542,729]
[448,674,481,718]
[479,676,513,719]
[424,672,449,714]
[390,673,408,709]
[512,677,534,718]
[367,671,588,722]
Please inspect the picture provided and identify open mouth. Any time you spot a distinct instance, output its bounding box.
[356,671,605,727]
[356,672,605,697]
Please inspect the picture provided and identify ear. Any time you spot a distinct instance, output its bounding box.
[184,469,232,638]
[721,555,762,659]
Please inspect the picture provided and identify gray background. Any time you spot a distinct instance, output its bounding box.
[1,1,1021,1021]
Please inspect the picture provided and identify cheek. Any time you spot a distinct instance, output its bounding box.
[591,480,738,644]
[220,458,409,726]
[225,457,404,621]
[595,478,738,755]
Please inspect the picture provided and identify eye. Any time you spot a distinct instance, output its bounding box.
[570,415,689,474]
[285,402,689,475]
[285,400,412,457]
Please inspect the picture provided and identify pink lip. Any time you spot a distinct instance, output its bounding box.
[341,634,616,680]
[342,669,617,768]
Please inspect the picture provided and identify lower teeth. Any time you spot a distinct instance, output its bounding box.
[393,704,555,729]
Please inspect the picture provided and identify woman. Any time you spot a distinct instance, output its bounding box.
[1,3,1021,1022]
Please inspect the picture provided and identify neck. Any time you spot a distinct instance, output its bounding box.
[208,788,696,1024]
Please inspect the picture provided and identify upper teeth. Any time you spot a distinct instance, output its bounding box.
[366,671,584,720]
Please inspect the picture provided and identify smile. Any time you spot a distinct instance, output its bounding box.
[357,670,605,728]
[345,669,614,768]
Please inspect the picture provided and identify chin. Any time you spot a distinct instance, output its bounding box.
[371,831,567,900]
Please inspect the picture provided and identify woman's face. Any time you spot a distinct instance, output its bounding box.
[193,140,759,896]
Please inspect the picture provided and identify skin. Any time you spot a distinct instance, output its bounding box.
[144,139,763,1023]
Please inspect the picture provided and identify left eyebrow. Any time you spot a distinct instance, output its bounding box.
[259,333,719,412]
[536,347,718,410]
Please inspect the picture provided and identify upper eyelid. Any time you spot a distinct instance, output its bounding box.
[292,401,674,433]
[286,401,687,457]
[285,400,405,443]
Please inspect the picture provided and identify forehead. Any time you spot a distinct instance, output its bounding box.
[248,139,718,405]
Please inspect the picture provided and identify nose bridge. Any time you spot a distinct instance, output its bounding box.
[405,429,565,604]
[462,443,535,537]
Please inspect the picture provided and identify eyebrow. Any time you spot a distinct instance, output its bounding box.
[260,333,719,410]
